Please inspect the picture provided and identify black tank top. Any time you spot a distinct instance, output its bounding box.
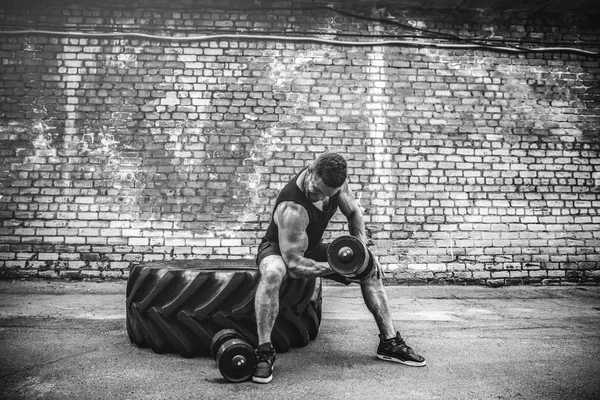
[262,167,339,251]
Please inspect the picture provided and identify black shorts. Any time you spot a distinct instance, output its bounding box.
[256,240,352,285]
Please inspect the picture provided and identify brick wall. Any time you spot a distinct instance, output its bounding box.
[0,0,599,285]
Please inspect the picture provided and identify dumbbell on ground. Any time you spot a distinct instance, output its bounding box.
[209,329,257,383]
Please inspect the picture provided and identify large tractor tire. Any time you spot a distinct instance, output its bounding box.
[126,259,322,358]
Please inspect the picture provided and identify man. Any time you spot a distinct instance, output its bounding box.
[253,153,425,384]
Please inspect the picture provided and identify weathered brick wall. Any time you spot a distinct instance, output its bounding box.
[1,0,599,285]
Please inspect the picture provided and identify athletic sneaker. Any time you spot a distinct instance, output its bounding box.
[252,342,276,384]
[377,332,426,367]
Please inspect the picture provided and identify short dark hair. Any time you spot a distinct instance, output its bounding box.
[312,153,347,188]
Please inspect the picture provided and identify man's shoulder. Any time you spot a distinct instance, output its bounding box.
[273,200,310,227]
[275,200,308,217]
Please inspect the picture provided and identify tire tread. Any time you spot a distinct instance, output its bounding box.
[126,261,322,357]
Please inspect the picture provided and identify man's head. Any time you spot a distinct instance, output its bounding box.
[312,153,347,188]
[304,153,347,203]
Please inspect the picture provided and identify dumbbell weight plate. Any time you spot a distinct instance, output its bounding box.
[216,338,257,383]
[210,329,243,360]
[327,236,368,277]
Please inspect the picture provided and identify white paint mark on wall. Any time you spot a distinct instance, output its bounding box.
[21,120,58,168]
[104,53,138,69]
[407,19,427,29]
[448,194,455,259]
[241,126,284,225]
[161,92,181,107]
[235,51,317,227]
[366,45,395,205]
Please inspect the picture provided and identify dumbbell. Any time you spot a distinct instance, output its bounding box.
[209,329,256,383]
[326,235,376,281]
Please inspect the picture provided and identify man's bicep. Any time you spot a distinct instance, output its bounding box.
[274,203,310,265]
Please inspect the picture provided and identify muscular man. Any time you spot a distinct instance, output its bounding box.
[252,153,425,384]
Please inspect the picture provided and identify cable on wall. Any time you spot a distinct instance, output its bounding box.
[4,21,598,49]
[0,29,598,56]
[3,1,597,53]
[321,5,599,55]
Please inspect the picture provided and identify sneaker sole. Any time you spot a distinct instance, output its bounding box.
[377,354,427,367]
[252,375,273,384]
[252,365,275,384]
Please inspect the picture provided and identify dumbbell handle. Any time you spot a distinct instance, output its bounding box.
[338,247,354,263]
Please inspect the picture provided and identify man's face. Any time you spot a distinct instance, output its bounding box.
[305,170,341,203]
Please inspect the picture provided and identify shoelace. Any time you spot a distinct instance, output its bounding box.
[388,337,412,354]
[256,351,275,365]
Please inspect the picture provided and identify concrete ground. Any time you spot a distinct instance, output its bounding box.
[0,280,599,400]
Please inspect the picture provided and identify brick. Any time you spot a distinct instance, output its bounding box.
[38,253,59,261]
[128,238,149,246]
[102,270,124,279]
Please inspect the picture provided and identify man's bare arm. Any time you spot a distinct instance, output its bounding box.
[337,182,385,279]
[337,182,367,243]
[274,201,333,278]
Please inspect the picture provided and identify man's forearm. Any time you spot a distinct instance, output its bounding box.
[287,257,332,278]
[348,212,367,244]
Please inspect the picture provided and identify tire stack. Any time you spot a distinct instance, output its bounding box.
[126,259,322,357]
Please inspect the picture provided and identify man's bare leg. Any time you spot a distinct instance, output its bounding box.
[360,273,426,366]
[360,274,396,339]
[253,255,287,383]
[255,255,287,345]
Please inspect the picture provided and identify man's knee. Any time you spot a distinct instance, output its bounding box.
[259,256,287,286]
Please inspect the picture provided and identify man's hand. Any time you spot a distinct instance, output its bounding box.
[373,254,385,280]
[347,250,384,283]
